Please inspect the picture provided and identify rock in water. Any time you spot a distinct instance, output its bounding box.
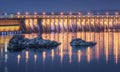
[28,37,61,48]
[70,38,96,46]
[7,35,61,51]
[7,35,30,51]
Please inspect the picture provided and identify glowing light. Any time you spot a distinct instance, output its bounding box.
[17,12,20,15]
[29,19,34,30]
[88,12,90,15]
[25,51,29,63]
[5,54,8,63]
[64,19,68,29]
[34,12,37,15]
[87,47,91,63]
[69,48,72,63]
[69,12,72,15]
[5,42,7,53]
[42,51,46,64]
[51,19,55,31]
[51,12,54,15]
[60,12,64,15]
[51,49,55,62]
[104,32,109,63]
[43,12,46,15]
[33,19,38,27]
[60,47,63,64]
[0,26,20,32]
[77,50,81,63]
[106,12,109,15]
[34,54,37,63]
[25,19,30,30]
[25,12,29,15]
[17,54,21,64]
[113,33,119,64]
[78,12,81,15]
[115,12,119,15]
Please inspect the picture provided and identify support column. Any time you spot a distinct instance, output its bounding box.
[38,18,43,34]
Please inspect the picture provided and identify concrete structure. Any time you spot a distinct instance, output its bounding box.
[0,12,120,33]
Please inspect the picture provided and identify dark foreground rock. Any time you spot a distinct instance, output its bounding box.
[70,38,96,46]
[28,37,61,48]
[7,35,30,51]
[7,35,61,51]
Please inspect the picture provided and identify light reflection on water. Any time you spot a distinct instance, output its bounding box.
[0,32,120,72]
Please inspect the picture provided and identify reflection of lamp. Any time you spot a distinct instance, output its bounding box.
[87,47,91,63]
[34,54,37,63]
[51,49,55,63]
[17,54,21,64]
[5,42,8,53]
[60,47,63,64]
[5,54,8,63]
[77,50,81,63]
[25,51,29,63]
[69,47,72,63]
[42,51,46,64]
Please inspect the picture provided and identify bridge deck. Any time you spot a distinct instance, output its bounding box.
[0,15,120,19]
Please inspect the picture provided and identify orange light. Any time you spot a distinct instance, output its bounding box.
[17,54,21,64]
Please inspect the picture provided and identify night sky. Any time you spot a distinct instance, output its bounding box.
[0,0,120,13]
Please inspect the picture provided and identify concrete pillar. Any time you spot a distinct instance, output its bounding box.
[38,18,43,34]
[20,18,27,33]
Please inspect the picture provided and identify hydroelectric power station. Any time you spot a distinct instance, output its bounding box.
[0,11,120,33]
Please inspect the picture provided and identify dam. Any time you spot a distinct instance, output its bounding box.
[0,11,120,33]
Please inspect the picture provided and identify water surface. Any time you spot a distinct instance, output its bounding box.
[0,32,120,72]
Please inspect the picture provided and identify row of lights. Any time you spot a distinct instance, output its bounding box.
[17,12,77,15]
[17,12,119,15]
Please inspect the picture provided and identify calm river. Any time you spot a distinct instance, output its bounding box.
[0,32,120,72]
